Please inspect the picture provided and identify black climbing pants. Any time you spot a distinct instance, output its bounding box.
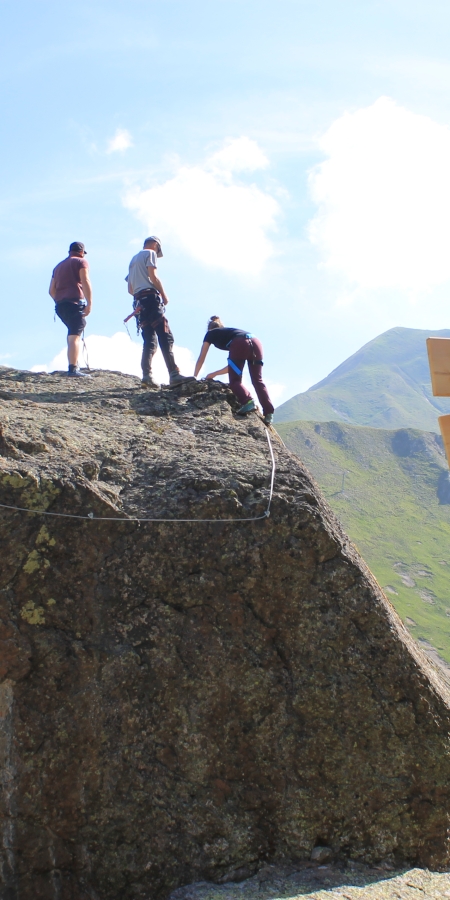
[141,320,178,377]
[136,290,179,377]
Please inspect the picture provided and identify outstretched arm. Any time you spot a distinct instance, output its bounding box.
[206,366,229,379]
[194,342,211,377]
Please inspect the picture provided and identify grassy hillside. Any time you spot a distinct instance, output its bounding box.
[277,419,450,665]
[275,326,450,430]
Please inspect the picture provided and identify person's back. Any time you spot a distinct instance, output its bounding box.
[203,327,249,351]
[127,249,159,296]
[52,255,88,303]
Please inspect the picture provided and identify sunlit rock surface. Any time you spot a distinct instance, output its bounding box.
[0,368,450,900]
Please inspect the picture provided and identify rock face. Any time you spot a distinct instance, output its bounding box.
[1,367,450,900]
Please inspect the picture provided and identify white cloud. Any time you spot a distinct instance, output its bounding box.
[107,128,133,154]
[266,381,286,403]
[208,137,269,174]
[31,332,195,382]
[124,138,280,276]
[308,97,450,291]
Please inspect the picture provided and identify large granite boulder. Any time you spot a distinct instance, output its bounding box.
[0,367,450,900]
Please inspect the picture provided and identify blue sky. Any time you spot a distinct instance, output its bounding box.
[2,0,450,403]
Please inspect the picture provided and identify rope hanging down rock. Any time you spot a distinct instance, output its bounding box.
[0,428,276,524]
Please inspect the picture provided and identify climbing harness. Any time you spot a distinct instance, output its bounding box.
[227,334,263,374]
[228,359,243,376]
[0,428,276,524]
[124,290,168,339]
[123,301,142,338]
[225,332,253,349]
[124,307,142,325]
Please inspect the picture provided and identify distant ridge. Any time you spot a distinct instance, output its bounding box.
[276,417,450,665]
[275,326,450,431]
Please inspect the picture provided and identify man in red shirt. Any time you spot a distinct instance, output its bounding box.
[49,242,92,377]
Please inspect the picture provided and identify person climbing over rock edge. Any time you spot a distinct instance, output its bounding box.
[126,236,193,388]
[49,241,92,377]
[194,316,274,426]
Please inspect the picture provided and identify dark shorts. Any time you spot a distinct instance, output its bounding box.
[55,300,86,336]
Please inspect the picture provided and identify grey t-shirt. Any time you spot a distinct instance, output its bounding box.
[126,249,158,295]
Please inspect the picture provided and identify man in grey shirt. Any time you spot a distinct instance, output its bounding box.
[126,236,192,388]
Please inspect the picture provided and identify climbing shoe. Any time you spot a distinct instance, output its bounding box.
[68,366,90,377]
[141,374,160,389]
[263,413,274,426]
[168,372,196,387]
[236,400,256,415]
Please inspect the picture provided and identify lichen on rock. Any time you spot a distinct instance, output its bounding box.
[19,599,46,625]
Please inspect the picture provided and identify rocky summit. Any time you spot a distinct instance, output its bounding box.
[1,367,450,900]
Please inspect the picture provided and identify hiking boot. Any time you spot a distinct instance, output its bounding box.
[68,366,90,378]
[263,413,274,426]
[236,400,256,415]
[168,372,196,387]
[141,374,160,389]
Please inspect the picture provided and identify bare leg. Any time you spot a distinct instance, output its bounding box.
[67,335,81,367]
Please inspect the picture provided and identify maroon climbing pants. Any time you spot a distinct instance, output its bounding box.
[227,336,274,416]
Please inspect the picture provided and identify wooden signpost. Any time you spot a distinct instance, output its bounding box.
[426,337,450,397]
[438,414,450,466]
[427,337,450,465]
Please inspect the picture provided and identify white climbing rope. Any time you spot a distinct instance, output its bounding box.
[0,428,276,524]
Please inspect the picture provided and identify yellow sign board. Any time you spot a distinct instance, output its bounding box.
[439,415,450,466]
[426,337,450,397]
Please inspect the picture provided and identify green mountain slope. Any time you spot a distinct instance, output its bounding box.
[275,326,450,430]
[277,419,450,664]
